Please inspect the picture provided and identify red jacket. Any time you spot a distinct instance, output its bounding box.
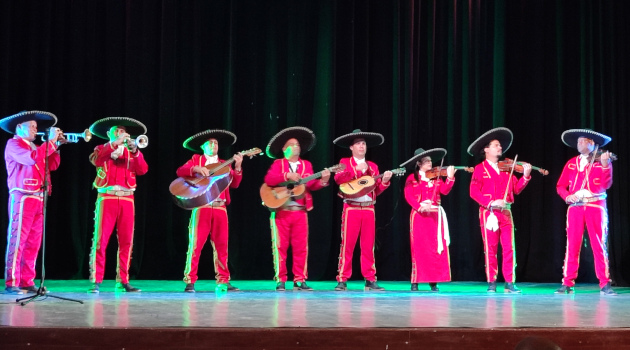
[334,157,390,200]
[404,173,454,210]
[176,154,243,206]
[556,156,612,201]
[4,136,60,194]
[90,142,148,189]
[264,158,326,211]
[469,160,530,208]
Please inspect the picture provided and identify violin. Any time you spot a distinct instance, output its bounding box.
[424,166,474,179]
[498,158,549,176]
[586,149,618,163]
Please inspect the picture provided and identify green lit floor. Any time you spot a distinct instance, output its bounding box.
[1,280,628,328]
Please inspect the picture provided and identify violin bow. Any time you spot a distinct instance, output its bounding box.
[579,144,599,191]
[502,154,518,203]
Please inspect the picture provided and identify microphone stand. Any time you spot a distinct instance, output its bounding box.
[17,128,83,305]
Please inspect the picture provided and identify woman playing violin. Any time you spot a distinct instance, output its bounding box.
[401,148,456,292]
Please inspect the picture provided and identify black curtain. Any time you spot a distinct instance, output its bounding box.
[1,0,628,285]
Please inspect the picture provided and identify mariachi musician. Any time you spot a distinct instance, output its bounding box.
[87,117,148,293]
[401,148,457,292]
[332,129,392,291]
[468,127,532,293]
[176,129,243,293]
[555,129,615,295]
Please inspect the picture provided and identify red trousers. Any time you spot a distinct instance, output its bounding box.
[410,210,451,283]
[89,194,135,284]
[562,203,610,288]
[5,192,43,288]
[479,208,516,283]
[270,209,309,283]
[337,204,377,282]
[183,206,231,284]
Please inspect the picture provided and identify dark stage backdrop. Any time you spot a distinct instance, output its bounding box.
[1,0,629,286]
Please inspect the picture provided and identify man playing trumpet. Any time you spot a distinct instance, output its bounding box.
[87,117,148,293]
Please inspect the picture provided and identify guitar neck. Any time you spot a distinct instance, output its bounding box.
[205,157,235,172]
[299,170,326,184]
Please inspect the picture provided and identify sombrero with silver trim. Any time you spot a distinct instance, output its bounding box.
[333,129,384,148]
[265,126,317,159]
[467,127,513,156]
[0,110,58,134]
[89,117,147,140]
[399,148,447,168]
[182,129,237,152]
[561,129,611,148]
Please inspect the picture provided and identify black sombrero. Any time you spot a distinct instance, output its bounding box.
[265,126,316,159]
[0,110,58,134]
[399,148,447,168]
[467,127,513,156]
[561,129,611,148]
[89,117,147,140]
[182,129,237,152]
[333,129,384,148]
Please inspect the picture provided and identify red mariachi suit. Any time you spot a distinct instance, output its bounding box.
[4,137,59,288]
[469,160,530,283]
[556,156,612,288]
[404,173,454,283]
[264,158,327,283]
[89,142,148,284]
[177,155,242,285]
[334,157,390,282]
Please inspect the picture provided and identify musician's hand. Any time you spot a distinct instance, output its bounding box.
[600,151,610,167]
[114,132,130,147]
[382,171,393,183]
[447,165,457,179]
[356,162,368,172]
[193,166,210,177]
[286,172,301,182]
[320,169,331,183]
[127,139,138,153]
[233,153,244,170]
[420,203,432,213]
[490,199,505,208]
[522,162,532,177]
[566,195,578,204]
[48,127,61,144]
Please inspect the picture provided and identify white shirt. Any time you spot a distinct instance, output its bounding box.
[486,159,500,175]
[204,155,219,165]
[578,154,589,172]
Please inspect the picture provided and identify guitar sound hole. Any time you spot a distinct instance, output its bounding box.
[358,180,368,185]
[287,184,295,190]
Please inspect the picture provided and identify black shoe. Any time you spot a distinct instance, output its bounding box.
[487,281,497,293]
[293,281,314,291]
[504,282,521,293]
[88,283,100,294]
[429,283,439,292]
[226,283,239,291]
[365,280,385,291]
[216,283,240,292]
[20,285,39,294]
[117,283,141,292]
[184,283,195,293]
[411,283,418,291]
[600,283,617,296]
[5,286,23,295]
[554,285,574,294]
[334,282,347,291]
[276,282,286,291]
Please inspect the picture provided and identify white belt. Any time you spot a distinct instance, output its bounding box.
[98,189,134,196]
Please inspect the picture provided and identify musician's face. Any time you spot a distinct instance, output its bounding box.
[484,140,502,158]
[418,157,432,171]
[350,139,367,158]
[202,139,218,156]
[108,126,127,141]
[577,137,594,155]
[16,121,37,141]
[282,138,300,159]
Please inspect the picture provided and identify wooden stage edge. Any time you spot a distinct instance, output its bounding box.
[3,327,630,350]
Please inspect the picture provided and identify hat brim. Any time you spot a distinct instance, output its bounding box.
[399,148,447,168]
[333,131,384,148]
[89,117,147,139]
[467,127,513,156]
[561,129,611,148]
[266,127,317,159]
[183,130,237,152]
[0,111,58,134]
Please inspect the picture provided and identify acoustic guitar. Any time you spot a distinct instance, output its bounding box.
[169,148,262,209]
[339,167,407,198]
[260,163,346,209]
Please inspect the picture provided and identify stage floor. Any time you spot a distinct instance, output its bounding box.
[1,280,629,329]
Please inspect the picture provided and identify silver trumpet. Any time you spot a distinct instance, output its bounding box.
[125,135,149,149]
[37,128,92,143]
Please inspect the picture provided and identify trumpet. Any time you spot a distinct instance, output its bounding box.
[125,135,149,149]
[37,128,92,143]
